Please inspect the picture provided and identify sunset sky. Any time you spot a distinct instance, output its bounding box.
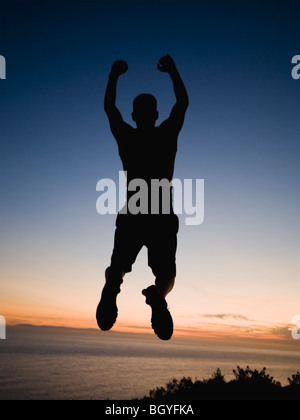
[1,0,299,343]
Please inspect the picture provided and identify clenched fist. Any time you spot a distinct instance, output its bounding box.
[110,60,128,77]
[157,55,176,73]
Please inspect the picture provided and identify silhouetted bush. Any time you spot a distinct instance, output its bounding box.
[143,367,300,400]
[288,372,300,387]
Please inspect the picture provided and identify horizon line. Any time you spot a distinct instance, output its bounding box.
[4,321,297,347]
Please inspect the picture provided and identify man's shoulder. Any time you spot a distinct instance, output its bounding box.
[157,120,180,137]
[112,121,135,140]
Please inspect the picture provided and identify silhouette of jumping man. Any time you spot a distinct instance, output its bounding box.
[96,55,189,340]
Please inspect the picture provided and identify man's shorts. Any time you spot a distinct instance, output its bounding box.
[110,212,179,278]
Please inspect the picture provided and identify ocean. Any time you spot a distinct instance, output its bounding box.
[0,325,299,400]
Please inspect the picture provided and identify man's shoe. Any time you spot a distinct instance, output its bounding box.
[96,268,122,331]
[142,285,173,341]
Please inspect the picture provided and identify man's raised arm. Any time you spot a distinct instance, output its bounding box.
[104,60,128,128]
[157,55,189,130]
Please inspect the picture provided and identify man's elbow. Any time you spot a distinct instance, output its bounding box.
[182,96,189,110]
[104,102,113,115]
[174,97,189,113]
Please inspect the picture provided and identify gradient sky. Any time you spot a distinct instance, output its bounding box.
[0,0,299,341]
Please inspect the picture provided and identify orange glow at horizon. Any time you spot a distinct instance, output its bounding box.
[1,245,299,348]
[2,298,297,349]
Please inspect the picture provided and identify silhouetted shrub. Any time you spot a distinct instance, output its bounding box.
[143,366,300,400]
[228,366,282,400]
[288,372,300,387]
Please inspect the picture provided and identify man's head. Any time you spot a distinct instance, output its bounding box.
[132,94,158,129]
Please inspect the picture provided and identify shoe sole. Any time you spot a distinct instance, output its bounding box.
[151,305,174,341]
[96,296,118,331]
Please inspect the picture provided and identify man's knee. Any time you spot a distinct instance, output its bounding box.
[155,273,176,297]
[106,266,125,284]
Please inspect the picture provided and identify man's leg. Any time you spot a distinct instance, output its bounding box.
[96,266,124,331]
[148,213,178,296]
[142,214,179,340]
[155,273,176,298]
[96,214,143,331]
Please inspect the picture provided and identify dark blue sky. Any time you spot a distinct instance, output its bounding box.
[1,0,299,328]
